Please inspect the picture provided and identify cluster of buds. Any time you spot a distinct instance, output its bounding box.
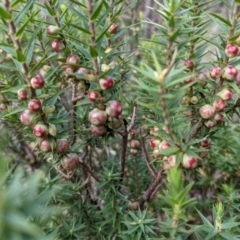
[210,65,238,82]
[89,100,123,137]
[166,154,198,169]
[128,130,140,155]
[199,87,233,128]
[149,126,171,159]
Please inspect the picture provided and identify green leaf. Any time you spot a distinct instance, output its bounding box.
[89,46,98,58]
[91,2,103,20]
[25,39,35,66]
[169,27,181,42]
[16,50,26,63]
[43,91,64,106]
[14,0,35,24]
[168,15,175,28]
[159,146,179,156]
[196,209,214,228]
[208,12,232,27]
[44,3,56,17]
[16,11,38,38]
[70,24,91,35]
[0,6,12,20]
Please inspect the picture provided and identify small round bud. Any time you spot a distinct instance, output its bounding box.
[213,99,226,111]
[46,25,60,35]
[51,39,64,52]
[88,91,100,103]
[61,154,79,170]
[17,88,31,101]
[217,88,233,101]
[99,77,114,90]
[30,75,45,89]
[184,59,195,70]
[199,105,215,119]
[222,65,238,81]
[88,108,108,126]
[108,23,118,34]
[182,154,197,169]
[105,100,122,117]
[90,124,107,136]
[210,66,221,79]
[33,123,48,138]
[225,44,239,58]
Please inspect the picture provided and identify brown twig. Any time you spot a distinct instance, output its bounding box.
[119,103,137,187]
[127,102,137,132]
[140,129,157,177]
[79,147,101,183]
[53,166,76,180]
[88,0,99,77]
[139,170,165,209]
[186,121,203,142]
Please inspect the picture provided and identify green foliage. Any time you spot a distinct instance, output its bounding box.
[1,0,240,239]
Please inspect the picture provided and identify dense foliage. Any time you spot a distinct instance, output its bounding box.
[1,0,240,239]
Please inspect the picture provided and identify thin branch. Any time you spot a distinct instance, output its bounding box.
[140,129,157,177]
[127,102,137,132]
[54,166,76,180]
[79,148,101,183]
[186,121,203,142]
[139,170,165,209]
[88,0,99,77]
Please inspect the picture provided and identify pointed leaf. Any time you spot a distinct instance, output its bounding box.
[0,6,12,20]
[89,46,98,58]
[91,2,103,20]
[15,0,35,24]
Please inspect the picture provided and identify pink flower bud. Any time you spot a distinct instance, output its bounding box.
[39,139,52,152]
[199,104,215,119]
[225,44,239,58]
[159,140,171,150]
[213,99,226,111]
[105,100,122,117]
[182,154,197,169]
[46,25,60,35]
[30,75,45,89]
[130,139,140,149]
[184,59,195,70]
[17,88,31,101]
[214,112,224,122]
[99,77,114,90]
[149,139,161,149]
[222,65,238,80]
[88,108,108,126]
[210,66,221,79]
[28,99,42,112]
[20,110,38,126]
[56,139,69,154]
[217,88,233,100]
[108,23,118,34]
[61,154,79,170]
[90,124,107,136]
[88,91,100,103]
[33,123,48,138]
[168,155,176,167]
[51,39,64,52]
